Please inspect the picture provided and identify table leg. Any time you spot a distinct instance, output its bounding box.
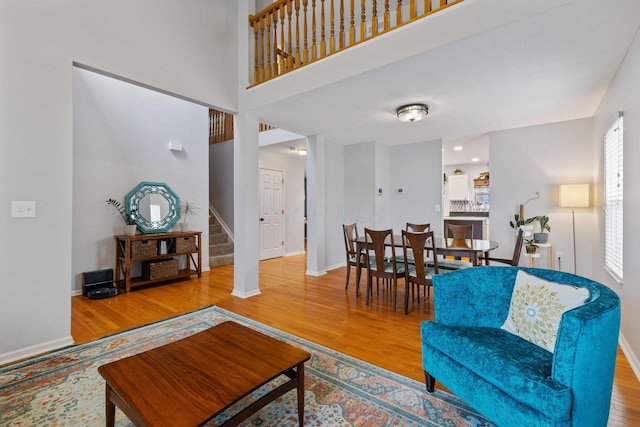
[105,383,115,427]
[297,363,305,427]
[355,243,363,297]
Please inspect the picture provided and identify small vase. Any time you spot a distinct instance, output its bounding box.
[180,223,189,232]
[525,245,537,254]
[124,224,137,236]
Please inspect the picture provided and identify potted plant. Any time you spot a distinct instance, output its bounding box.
[533,215,551,243]
[509,213,536,230]
[525,238,539,254]
[106,198,138,235]
[453,168,464,175]
[180,200,198,232]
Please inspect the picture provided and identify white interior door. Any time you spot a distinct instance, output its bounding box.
[259,168,285,260]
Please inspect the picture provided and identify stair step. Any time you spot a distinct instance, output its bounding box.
[209,233,228,245]
[209,223,222,234]
[210,242,234,256]
[209,254,234,267]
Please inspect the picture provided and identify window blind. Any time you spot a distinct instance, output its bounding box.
[604,113,623,282]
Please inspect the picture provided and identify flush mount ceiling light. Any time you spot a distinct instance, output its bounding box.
[290,146,307,156]
[396,103,429,122]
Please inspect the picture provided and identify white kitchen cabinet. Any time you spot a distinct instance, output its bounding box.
[448,175,470,200]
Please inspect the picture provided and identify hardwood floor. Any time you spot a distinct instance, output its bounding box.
[72,254,640,426]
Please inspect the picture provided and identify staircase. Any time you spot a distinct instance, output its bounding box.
[209,211,234,268]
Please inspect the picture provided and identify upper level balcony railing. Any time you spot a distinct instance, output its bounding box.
[248,0,463,86]
[210,109,277,144]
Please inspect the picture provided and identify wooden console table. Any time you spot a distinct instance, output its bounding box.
[115,231,202,293]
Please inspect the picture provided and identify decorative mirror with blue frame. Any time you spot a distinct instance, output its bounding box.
[125,182,180,233]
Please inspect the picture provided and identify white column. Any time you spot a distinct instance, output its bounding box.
[232,112,261,297]
[306,135,327,276]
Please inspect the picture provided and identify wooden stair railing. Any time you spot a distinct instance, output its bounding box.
[248,0,464,86]
[209,109,233,145]
[209,109,277,145]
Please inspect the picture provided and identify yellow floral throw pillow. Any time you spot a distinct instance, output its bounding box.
[501,271,590,352]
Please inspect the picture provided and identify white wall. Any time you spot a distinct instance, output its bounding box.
[259,151,306,256]
[209,140,235,231]
[374,143,392,228]
[0,0,236,363]
[344,142,376,231]
[592,28,640,372]
[391,140,444,234]
[489,118,594,268]
[72,68,210,293]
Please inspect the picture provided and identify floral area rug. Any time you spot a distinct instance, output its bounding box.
[0,305,494,426]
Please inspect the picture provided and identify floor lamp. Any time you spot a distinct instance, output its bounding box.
[559,184,590,274]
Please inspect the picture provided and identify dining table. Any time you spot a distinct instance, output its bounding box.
[354,234,499,294]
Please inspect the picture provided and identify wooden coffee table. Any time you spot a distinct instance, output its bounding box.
[98,321,311,426]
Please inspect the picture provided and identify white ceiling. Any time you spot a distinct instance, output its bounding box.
[253,0,640,166]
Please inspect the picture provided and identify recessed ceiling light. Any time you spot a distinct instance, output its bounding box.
[471,158,479,162]
[454,146,463,151]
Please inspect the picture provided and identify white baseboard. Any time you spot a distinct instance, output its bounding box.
[305,269,327,276]
[209,204,234,241]
[0,336,74,366]
[285,250,306,257]
[326,262,346,272]
[231,289,262,299]
[619,332,640,382]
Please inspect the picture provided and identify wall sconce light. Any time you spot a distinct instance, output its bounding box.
[168,141,183,152]
[396,104,429,122]
[290,146,307,156]
[559,184,590,274]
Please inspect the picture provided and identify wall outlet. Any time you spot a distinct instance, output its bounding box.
[556,251,563,262]
[12,201,37,218]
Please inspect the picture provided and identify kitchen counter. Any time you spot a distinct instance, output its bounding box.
[448,211,489,217]
[444,216,489,222]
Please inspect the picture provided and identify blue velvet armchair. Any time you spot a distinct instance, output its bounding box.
[421,267,620,427]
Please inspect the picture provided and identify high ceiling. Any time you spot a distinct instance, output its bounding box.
[252,0,640,165]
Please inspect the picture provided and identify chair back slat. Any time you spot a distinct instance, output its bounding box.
[512,229,524,265]
[445,223,473,248]
[406,222,431,232]
[403,230,439,280]
[343,223,359,257]
[364,228,396,273]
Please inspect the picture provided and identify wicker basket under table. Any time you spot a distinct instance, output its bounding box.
[132,240,157,258]
[142,258,178,280]
[175,236,197,253]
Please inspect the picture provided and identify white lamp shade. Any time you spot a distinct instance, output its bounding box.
[559,184,590,208]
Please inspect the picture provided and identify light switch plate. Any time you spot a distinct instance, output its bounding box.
[12,201,36,218]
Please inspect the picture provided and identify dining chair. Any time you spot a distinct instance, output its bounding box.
[479,228,524,266]
[432,223,474,270]
[342,223,365,295]
[396,223,432,265]
[363,228,405,311]
[406,222,431,232]
[402,230,448,314]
